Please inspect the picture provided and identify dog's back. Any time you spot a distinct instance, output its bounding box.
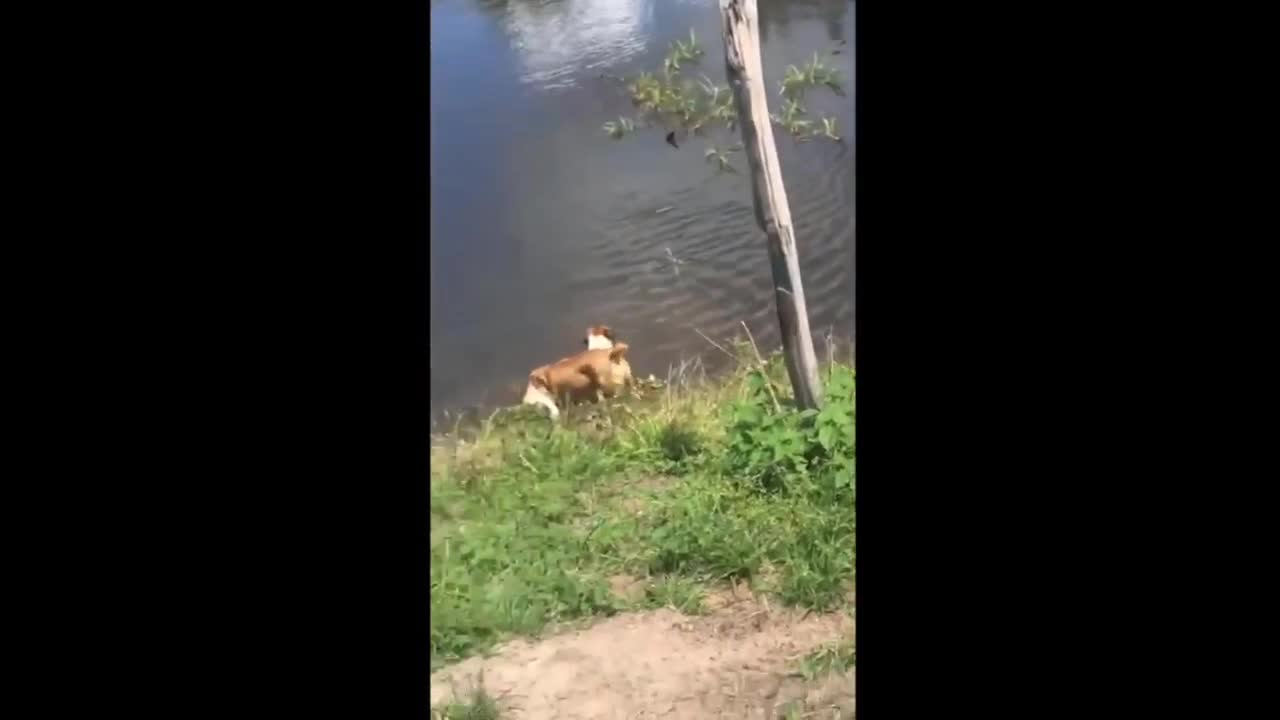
[528,345,627,405]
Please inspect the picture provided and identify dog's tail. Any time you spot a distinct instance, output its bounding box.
[608,342,629,362]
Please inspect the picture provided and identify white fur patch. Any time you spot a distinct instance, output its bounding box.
[586,333,613,350]
[522,382,560,418]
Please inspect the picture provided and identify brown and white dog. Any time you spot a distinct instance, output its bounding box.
[583,325,634,397]
[522,343,631,419]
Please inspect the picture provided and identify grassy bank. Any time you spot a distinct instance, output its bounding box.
[430,341,855,671]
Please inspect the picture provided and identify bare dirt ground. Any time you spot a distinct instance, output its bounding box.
[431,582,855,719]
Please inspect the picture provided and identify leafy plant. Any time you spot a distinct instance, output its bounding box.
[603,28,843,151]
[704,145,740,174]
[602,116,635,139]
[660,28,703,77]
[818,116,842,142]
[771,96,813,138]
[723,364,854,498]
[776,52,844,141]
[780,52,845,100]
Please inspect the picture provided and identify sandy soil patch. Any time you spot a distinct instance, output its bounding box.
[432,586,854,719]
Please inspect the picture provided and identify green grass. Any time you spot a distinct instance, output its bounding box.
[643,575,707,615]
[774,638,856,720]
[797,639,856,681]
[430,340,855,671]
[432,680,501,720]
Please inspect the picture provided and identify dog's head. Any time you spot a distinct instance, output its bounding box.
[521,368,559,418]
[584,325,617,350]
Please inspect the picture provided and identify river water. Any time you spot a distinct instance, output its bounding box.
[430,0,854,425]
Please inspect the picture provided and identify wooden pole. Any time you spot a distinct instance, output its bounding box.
[719,0,824,409]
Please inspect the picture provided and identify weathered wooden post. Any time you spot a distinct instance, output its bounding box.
[719,0,824,409]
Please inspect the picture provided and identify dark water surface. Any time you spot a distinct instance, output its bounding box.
[430,0,854,425]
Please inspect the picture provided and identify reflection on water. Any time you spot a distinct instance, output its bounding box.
[504,0,651,89]
[429,0,854,426]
